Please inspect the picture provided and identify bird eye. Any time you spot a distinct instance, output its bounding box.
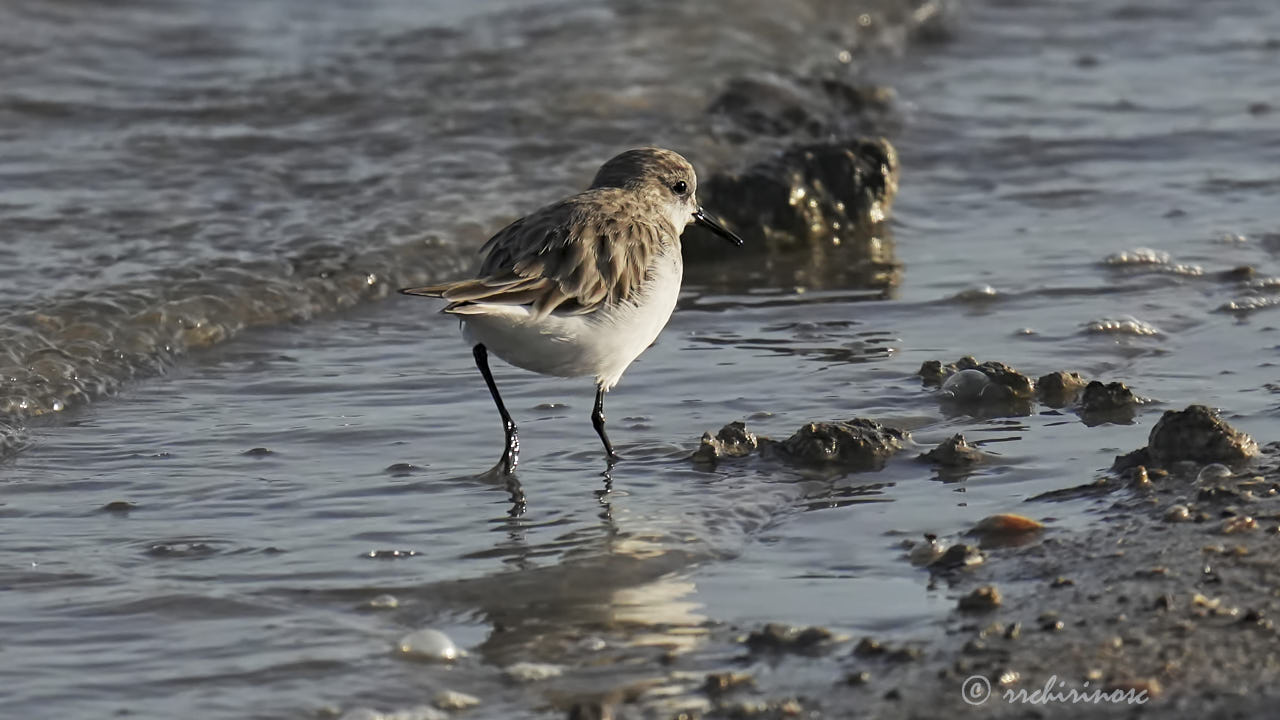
[670,180,688,195]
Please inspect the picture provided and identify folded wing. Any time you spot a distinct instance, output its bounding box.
[401,189,669,320]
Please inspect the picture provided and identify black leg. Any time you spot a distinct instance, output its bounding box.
[591,384,619,462]
[473,344,519,474]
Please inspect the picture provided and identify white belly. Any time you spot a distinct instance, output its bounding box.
[460,249,683,390]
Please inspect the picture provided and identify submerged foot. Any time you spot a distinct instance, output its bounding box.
[500,426,520,474]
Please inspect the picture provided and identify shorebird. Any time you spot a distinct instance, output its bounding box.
[401,147,744,473]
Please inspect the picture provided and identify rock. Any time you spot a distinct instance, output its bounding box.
[958,586,1002,612]
[777,418,906,469]
[1147,405,1259,467]
[1111,447,1152,473]
[919,434,986,467]
[1037,371,1088,407]
[928,543,985,570]
[921,356,1035,405]
[744,623,836,654]
[1079,381,1141,424]
[696,139,899,252]
[918,359,948,386]
[691,421,758,464]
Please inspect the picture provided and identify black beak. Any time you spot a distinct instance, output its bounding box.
[692,208,744,247]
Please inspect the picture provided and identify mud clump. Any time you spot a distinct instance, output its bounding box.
[1078,380,1141,425]
[925,360,1149,423]
[777,419,906,470]
[744,623,838,655]
[697,139,899,252]
[1037,370,1088,407]
[1080,381,1139,412]
[1147,405,1259,468]
[919,356,1034,400]
[691,421,758,465]
[920,357,1035,414]
[918,434,986,467]
[692,418,905,470]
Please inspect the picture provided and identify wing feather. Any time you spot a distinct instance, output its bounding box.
[436,188,674,320]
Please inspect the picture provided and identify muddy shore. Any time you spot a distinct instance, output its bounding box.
[579,364,1280,719]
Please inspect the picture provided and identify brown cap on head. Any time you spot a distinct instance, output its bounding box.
[588,147,696,192]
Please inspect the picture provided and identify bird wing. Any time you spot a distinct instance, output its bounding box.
[402,189,671,320]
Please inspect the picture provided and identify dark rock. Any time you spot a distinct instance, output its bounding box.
[697,139,899,252]
[777,418,906,469]
[919,434,986,467]
[1079,380,1141,425]
[963,359,1035,401]
[922,356,1035,406]
[744,623,836,654]
[1147,405,1259,467]
[929,543,985,570]
[1112,447,1152,473]
[918,359,948,386]
[1037,371,1088,407]
[1080,380,1139,411]
[691,421,759,465]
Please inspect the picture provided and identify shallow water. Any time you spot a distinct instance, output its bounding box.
[3,0,1280,717]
